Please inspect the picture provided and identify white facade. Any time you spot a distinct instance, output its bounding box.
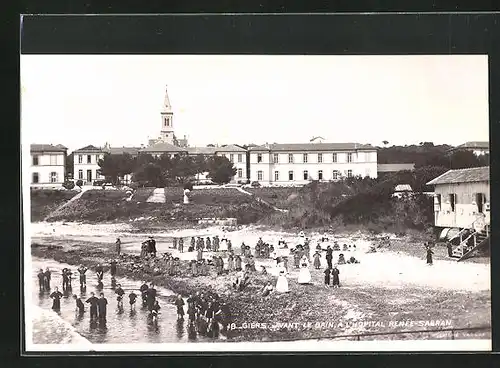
[249,144,378,186]
[73,147,106,185]
[216,145,248,183]
[30,145,67,187]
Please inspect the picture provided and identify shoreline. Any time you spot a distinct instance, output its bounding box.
[30,233,491,342]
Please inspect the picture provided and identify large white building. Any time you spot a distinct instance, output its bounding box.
[448,141,489,156]
[248,142,378,186]
[30,144,67,187]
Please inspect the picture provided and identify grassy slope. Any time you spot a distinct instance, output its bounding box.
[30,189,79,222]
[32,238,491,342]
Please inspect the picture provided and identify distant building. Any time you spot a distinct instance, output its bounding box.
[448,141,489,156]
[73,145,106,185]
[248,142,378,186]
[30,144,67,187]
[139,142,187,158]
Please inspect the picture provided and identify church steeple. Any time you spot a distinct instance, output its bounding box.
[160,85,175,145]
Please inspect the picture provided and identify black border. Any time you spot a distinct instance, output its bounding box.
[10,10,500,365]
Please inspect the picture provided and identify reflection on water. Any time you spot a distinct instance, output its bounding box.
[30,257,217,344]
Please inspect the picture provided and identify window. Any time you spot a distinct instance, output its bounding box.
[50,155,57,165]
[238,154,242,163]
[435,194,442,209]
[476,193,485,213]
[50,172,58,183]
[332,170,340,180]
[32,156,39,166]
[303,153,308,163]
[87,155,92,164]
[274,171,279,181]
[288,154,294,163]
[288,171,294,181]
[257,171,263,181]
[318,153,323,163]
[238,168,243,178]
[318,170,323,180]
[230,154,234,163]
[347,170,353,178]
[257,154,262,163]
[347,153,353,163]
[449,194,456,212]
[78,169,83,180]
[303,170,309,180]
[32,172,39,183]
[273,153,279,163]
[332,153,337,163]
[78,155,83,164]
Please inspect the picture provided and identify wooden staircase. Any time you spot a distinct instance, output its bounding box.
[450,224,490,262]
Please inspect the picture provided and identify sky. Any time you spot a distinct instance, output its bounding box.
[20,55,489,153]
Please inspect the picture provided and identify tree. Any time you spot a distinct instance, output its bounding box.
[449,150,481,169]
[65,153,74,180]
[207,156,237,184]
[97,153,135,185]
[132,162,164,187]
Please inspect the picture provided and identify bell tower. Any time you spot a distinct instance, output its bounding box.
[160,85,175,145]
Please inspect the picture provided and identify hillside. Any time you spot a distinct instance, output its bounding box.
[40,187,274,225]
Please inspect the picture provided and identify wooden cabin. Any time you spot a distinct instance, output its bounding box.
[426,166,490,260]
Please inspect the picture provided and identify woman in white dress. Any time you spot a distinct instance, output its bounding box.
[275,265,289,293]
[297,255,312,284]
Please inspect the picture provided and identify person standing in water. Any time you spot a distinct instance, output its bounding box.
[139,281,149,306]
[95,264,104,282]
[77,265,88,288]
[115,283,125,308]
[73,294,85,315]
[115,237,122,256]
[49,287,63,311]
[86,292,99,321]
[110,259,117,278]
[97,293,108,321]
[37,269,44,292]
[128,290,137,310]
[43,267,52,291]
[174,294,185,320]
[146,283,157,311]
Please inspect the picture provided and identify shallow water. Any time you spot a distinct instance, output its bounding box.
[30,257,217,344]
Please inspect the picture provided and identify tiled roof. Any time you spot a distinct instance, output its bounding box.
[140,142,187,153]
[215,144,247,152]
[448,141,489,151]
[426,166,490,185]
[74,145,104,153]
[248,142,375,152]
[106,147,141,155]
[30,144,68,153]
[378,163,415,172]
[187,146,217,155]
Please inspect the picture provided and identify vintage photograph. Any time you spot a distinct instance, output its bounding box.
[22,54,491,351]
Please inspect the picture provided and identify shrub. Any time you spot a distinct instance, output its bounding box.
[76,179,83,188]
[62,181,75,190]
